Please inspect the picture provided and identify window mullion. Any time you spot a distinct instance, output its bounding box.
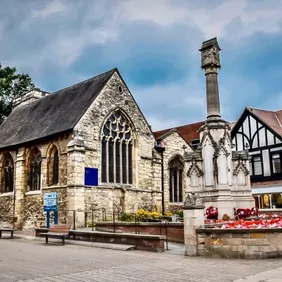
[126,142,129,184]
[177,169,179,202]
[113,140,116,183]
[106,139,109,182]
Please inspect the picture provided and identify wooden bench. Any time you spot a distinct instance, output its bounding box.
[0,228,15,239]
[39,224,71,245]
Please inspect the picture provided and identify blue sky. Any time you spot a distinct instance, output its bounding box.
[1,0,282,130]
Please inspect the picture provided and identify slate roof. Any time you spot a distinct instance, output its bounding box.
[199,37,221,51]
[0,68,116,149]
[246,107,282,138]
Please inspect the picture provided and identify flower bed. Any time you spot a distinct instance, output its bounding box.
[205,206,218,220]
[216,218,282,229]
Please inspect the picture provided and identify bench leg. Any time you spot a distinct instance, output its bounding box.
[45,235,48,244]
[62,236,65,246]
[11,231,14,239]
[0,231,2,239]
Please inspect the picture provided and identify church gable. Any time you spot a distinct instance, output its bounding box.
[232,107,282,182]
[74,70,156,189]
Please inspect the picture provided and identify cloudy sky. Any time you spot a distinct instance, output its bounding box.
[1,0,282,131]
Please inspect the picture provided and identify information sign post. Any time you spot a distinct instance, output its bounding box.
[43,192,58,228]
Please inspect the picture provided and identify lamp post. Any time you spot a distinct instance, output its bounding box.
[154,139,165,215]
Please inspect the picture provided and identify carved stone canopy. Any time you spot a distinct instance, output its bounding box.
[199,37,221,69]
[183,192,204,209]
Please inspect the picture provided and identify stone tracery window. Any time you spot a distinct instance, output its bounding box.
[2,153,14,193]
[101,110,133,184]
[48,146,59,186]
[28,148,42,191]
[169,156,184,203]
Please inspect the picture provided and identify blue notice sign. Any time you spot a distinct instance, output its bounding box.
[44,192,58,211]
[84,167,98,186]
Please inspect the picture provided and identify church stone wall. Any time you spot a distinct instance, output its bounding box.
[0,134,71,229]
[161,131,192,209]
[0,194,14,227]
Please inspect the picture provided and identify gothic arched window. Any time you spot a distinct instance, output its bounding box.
[101,110,133,184]
[169,157,184,203]
[48,146,59,186]
[2,154,14,193]
[28,148,42,191]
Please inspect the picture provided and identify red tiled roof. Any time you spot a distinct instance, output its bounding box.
[153,121,205,144]
[153,107,282,146]
[247,107,282,138]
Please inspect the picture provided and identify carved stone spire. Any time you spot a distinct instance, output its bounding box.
[199,37,221,120]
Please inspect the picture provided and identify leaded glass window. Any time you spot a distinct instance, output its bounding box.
[52,149,59,185]
[47,146,59,186]
[2,154,14,193]
[101,110,133,184]
[28,149,42,191]
[169,157,184,202]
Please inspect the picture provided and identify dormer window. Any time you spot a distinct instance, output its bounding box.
[190,139,200,150]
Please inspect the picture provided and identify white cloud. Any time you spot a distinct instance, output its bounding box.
[31,0,65,19]
[34,26,118,70]
[3,0,282,72]
[120,0,282,40]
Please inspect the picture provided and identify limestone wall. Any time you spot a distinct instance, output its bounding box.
[22,188,68,229]
[74,71,162,212]
[85,186,161,221]
[0,134,71,229]
[197,228,282,259]
[161,131,192,208]
[0,194,14,227]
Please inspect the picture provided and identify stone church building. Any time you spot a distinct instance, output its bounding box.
[0,37,255,229]
[0,68,190,229]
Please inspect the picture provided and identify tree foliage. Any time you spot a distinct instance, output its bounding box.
[0,63,35,124]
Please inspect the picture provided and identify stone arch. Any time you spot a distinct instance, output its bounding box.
[168,155,184,203]
[233,161,249,176]
[27,147,42,191]
[100,108,135,184]
[1,152,14,193]
[168,154,184,166]
[99,108,137,142]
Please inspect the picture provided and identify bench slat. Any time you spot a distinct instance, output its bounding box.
[40,224,71,245]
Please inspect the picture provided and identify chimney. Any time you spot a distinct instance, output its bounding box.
[12,88,49,110]
[199,37,221,120]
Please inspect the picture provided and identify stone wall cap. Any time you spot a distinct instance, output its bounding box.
[70,230,166,240]
[94,222,183,227]
[196,227,282,233]
[183,206,205,210]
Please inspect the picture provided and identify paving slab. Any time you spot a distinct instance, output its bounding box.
[1,239,282,282]
[233,267,282,282]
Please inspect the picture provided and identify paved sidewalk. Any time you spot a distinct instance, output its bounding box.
[1,239,282,282]
[234,267,282,282]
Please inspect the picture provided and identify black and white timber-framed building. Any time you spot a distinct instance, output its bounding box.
[231,107,282,211]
